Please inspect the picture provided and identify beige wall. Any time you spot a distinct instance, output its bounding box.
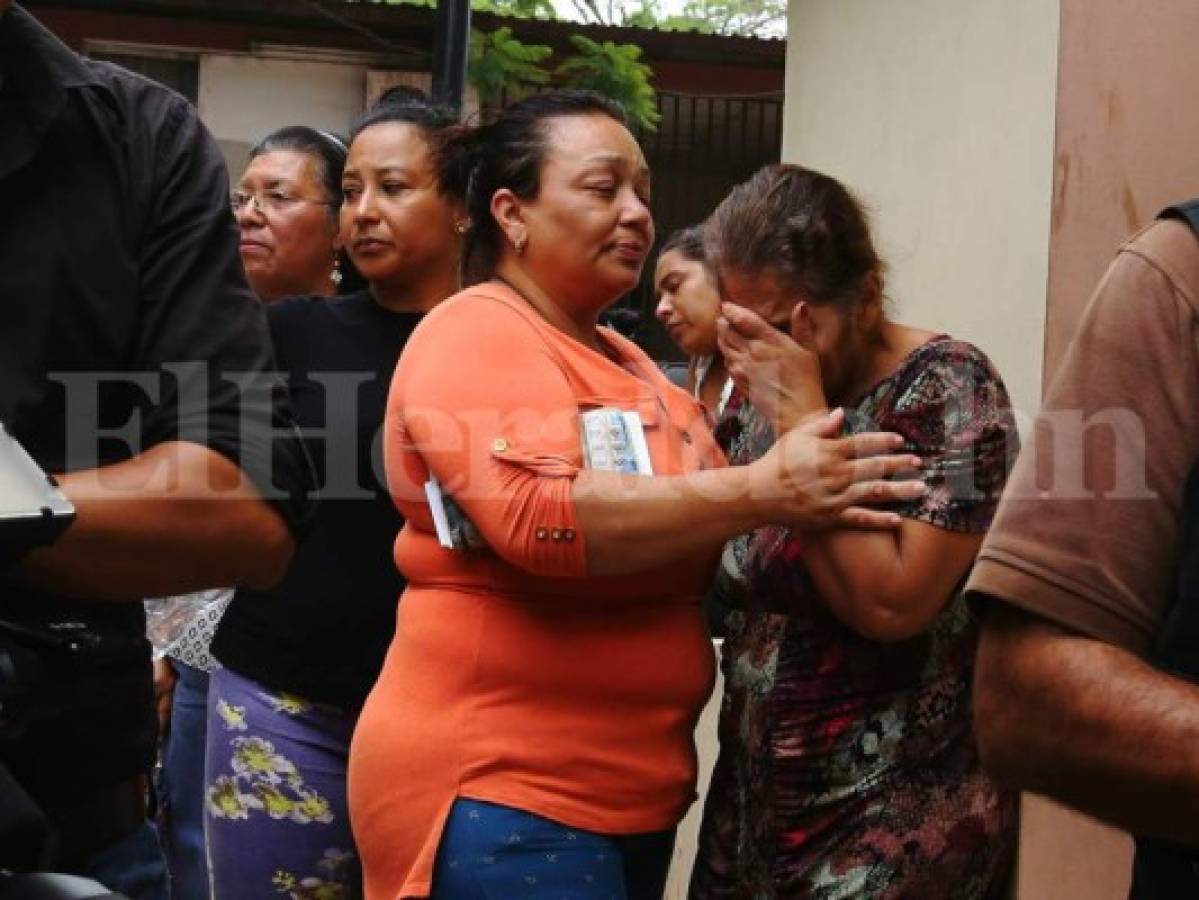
[781,0,1060,423]
[198,55,367,177]
[1046,0,1199,383]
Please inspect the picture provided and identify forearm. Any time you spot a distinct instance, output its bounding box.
[798,529,907,638]
[574,466,764,576]
[799,520,982,641]
[15,441,293,600]
[975,606,1199,844]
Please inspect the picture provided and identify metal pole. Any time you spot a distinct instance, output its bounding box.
[431,0,471,115]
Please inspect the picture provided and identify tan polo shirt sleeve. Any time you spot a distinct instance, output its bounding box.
[966,220,1199,655]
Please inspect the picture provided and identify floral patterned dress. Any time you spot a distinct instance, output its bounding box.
[690,337,1019,900]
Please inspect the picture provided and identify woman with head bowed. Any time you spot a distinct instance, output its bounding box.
[654,225,737,636]
[690,164,1020,899]
[655,225,733,421]
[201,96,470,899]
[348,91,926,900]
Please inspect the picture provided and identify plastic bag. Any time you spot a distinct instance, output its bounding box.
[144,588,233,662]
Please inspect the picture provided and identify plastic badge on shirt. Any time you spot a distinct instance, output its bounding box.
[424,477,487,551]
[579,408,653,475]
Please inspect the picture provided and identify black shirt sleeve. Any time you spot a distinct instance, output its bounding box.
[124,80,315,535]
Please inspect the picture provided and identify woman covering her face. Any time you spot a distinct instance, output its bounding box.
[347,91,927,900]
[690,164,1019,898]
[202,97,470,899]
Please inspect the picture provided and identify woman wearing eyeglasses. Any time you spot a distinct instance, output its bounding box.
[201,99,470,899]
[147,124,365,900]
[232,126,361,302]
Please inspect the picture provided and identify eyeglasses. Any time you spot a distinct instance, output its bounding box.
[230,189,337,215]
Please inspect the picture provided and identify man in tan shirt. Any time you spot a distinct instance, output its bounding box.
[967,212,1199,862]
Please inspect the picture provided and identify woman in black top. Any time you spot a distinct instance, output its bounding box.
[150,124,361,900]
[204,95,470,900]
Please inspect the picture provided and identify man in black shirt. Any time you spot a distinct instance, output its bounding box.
[0,4,314,896]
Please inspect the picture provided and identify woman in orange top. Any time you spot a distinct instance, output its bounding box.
[347,90,926,900]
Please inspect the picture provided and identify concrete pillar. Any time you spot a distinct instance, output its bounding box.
[1047,0,1199,384]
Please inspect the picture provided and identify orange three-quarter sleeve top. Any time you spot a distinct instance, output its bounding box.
[347,283,727,899]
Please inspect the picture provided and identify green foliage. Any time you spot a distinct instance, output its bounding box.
[618,1,660,29]
[357,0,435,7]
[357,0,554,16]
[472,0,556,19]
[350,0,781,36]
[556,35,660,131]
[563,0,782,37]
[362,0,553,14]
[653,14,714,33]
[468,26,552,105]
[641,0,784,36]
[353,0,783,37]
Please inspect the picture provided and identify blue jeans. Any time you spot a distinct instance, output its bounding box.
[431,798,675,900]
[156,661,211,900]
[82,820,170,900]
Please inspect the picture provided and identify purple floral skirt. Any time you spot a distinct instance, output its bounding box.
[204,667,362,899]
